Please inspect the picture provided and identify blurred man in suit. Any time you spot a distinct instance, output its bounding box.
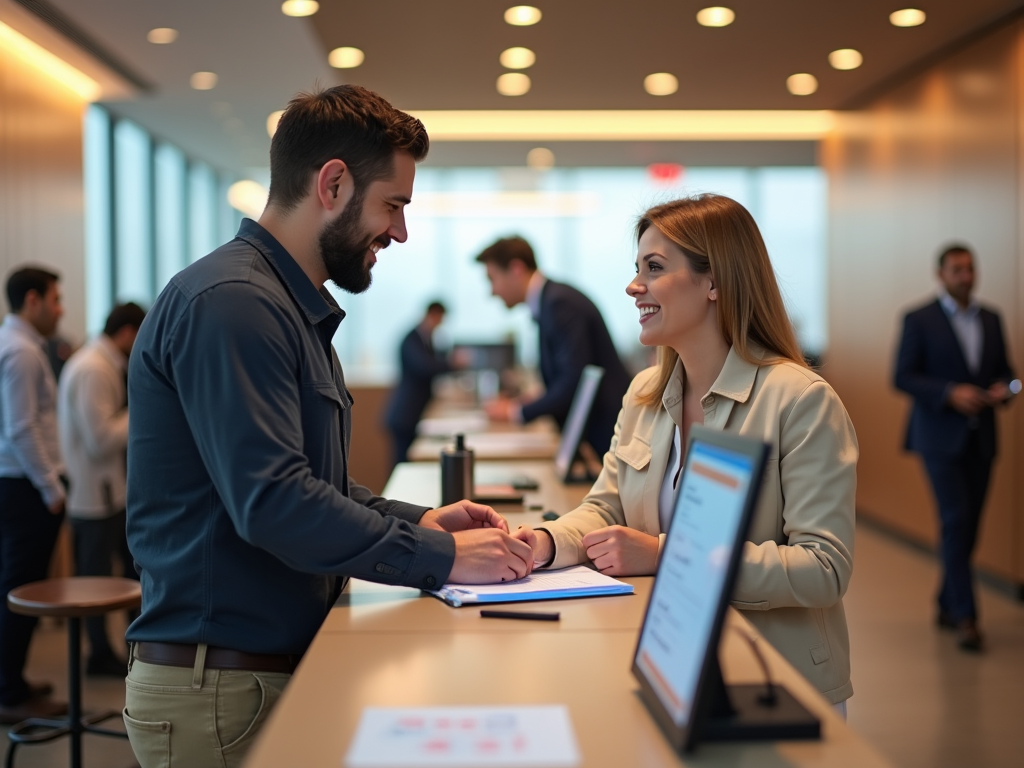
[385,301,459,466]
[895,244,1017,652]
[476,236,630,456]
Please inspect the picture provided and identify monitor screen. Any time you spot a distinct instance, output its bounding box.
[451,343,516,372]
[553,365,605,481]
[632,427,766,741]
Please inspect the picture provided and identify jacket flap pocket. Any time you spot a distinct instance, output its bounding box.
[809,644,831,665]
[615,438,651,471]
[731,599,770,611]
[307,382,348,409]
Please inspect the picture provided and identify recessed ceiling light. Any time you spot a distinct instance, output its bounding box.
[828,48,863,70]
[281,0,319,17]
[147,27,178,44]
[695,7,735,27]
[190,71,218,90]
[644,72,678,96]
[497,72,531,96]
[328,47,364,68]
[505,6,542,26]
[889,8,926,27]
[267,110,285,138]
[500,47,536,69]
[786,73,818,96]
[526,147,555,169]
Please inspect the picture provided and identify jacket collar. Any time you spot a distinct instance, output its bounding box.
[661,344,763,418]
[235,218,344,328]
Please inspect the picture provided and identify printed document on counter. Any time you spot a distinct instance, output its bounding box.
[427,565,634,607]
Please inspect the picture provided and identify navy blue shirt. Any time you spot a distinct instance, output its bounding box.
[126,219,455,655]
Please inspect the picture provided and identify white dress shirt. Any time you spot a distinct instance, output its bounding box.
[938,289,982,374]
[57,336,128,518]
[0,314,65,506]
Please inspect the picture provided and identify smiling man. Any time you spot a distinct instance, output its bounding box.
[122,86,532,768]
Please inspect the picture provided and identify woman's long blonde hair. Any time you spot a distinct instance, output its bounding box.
[635,194,805,407]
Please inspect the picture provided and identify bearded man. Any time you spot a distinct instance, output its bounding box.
[122,86,532,768]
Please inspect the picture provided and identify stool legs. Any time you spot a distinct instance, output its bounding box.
[5,616,127,768]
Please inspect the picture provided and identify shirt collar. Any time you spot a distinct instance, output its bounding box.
[235,218,344,328]
[525,271,546,321]
[3,314,47,348]
[96,335,127,372]
[938,289,979,318]
[661,344,762,418]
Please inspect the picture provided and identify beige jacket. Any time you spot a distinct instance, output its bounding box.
[539,347,858,704]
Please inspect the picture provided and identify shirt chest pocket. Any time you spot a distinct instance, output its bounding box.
[299,382,349,455]
[614,437,651,505]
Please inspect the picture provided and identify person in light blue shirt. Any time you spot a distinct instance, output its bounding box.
[0,266,67,724]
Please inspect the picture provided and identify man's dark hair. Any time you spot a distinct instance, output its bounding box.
[426,301,446,315]
[938,243,973,269]
[474,236,537,272]
[104,302,147,337]
[267,85,430,212]
[6,267,59,313]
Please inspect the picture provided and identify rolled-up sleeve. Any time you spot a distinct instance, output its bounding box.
[166,283,454,587]
[733,380,857,609]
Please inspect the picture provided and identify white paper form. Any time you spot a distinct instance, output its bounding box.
[345,706,580,767]
[430,565,634,606]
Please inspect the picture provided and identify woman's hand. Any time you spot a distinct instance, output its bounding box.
[420,501,508,533]
[581,526,659,576]
[511,525,554,566]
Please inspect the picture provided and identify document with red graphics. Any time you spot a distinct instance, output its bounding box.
[345,705,580,767]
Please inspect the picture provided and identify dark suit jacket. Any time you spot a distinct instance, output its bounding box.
[521,280,631,455]
[894,298,1014,458]
[384,327,452,437]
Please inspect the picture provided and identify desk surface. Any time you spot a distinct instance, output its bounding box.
[408,406,561,462]
[243,462,892,768]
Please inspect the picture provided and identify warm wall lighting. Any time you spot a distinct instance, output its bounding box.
[281,0,319,16]
[329,46,364,68]
[500,47,535,69]
[0,21,101,101]
[644,72,678,96]
[526,147,555,169]
[786,73,818,95]
[505,6,542,26]
[227,180,269,218]
[147,27,178,44]
[409,110,836,141]
[497,72,531,96]
[889,9,926,27]
[267,110,285,138]
[190,71,218,90]
[696,7,735,27]
[828,48,863,70]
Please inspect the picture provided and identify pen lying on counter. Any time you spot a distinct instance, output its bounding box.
[480,609,561,622]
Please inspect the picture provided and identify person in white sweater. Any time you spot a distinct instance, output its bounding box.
[57,302,146,676]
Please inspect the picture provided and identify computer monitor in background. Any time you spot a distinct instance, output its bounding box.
[451,342,516,372]
[632,425,819,753]
[553,365,605,483]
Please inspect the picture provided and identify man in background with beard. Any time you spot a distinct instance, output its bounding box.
[122,86,532,768]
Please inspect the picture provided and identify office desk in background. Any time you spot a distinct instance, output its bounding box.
[243,463,893,768]
[408,406,560,462]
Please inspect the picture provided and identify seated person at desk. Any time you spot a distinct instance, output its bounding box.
[476,236,631,456]
[123,86,532,768]
[514,195,858,711]
[384,300,464,466]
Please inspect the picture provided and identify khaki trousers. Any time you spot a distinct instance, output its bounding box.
[123,644,290,768]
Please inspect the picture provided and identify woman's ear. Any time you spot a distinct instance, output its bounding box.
[708,278,717,301]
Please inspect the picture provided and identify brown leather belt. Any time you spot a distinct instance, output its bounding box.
[134,642,300,674]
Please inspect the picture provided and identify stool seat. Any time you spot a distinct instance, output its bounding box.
[7,577,140,618]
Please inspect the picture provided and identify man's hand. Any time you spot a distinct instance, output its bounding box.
[483,397,516,422]
[420,501,508,534]
[581,525,659,576]
[47,497,65,516]
[448,529,534,583]
[947,384,990,416]
[987,382,1012,404]
[511,525,553,566]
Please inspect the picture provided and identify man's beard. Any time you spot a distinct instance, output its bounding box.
[318,186,381,294]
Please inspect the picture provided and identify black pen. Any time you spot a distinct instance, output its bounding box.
[480,609,560,622]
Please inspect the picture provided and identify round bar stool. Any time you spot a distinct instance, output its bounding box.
[5,577,141,768]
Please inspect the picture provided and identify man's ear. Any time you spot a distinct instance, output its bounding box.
[316,159,355,213]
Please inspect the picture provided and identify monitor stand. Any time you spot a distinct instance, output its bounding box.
[696,656,821,744]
